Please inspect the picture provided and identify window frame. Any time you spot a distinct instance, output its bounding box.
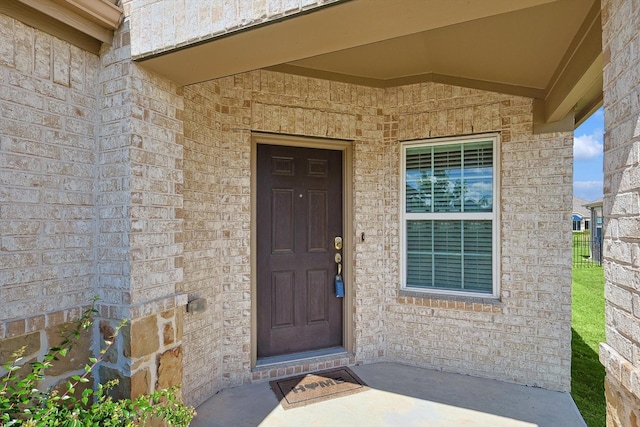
[572,215,583,232]
[400,133,501,298]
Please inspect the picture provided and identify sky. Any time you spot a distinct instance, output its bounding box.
[573,107,604,202]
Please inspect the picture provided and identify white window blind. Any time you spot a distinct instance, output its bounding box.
[403,137,497,295]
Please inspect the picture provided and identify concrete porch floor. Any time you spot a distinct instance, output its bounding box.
[191,362,587,427]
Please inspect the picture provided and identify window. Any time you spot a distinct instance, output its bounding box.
[572,215,582,232]
[402,135,499,296]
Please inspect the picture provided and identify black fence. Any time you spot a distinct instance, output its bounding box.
[573,231,603,267]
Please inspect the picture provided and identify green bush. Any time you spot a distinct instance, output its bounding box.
[0,302,195,426]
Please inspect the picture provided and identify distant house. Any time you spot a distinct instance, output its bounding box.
[584,198,604,231]
[572,197,591,232]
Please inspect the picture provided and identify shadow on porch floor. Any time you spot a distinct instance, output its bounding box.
[191,362,586,427]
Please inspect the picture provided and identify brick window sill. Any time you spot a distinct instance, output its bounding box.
[398,289,502,313]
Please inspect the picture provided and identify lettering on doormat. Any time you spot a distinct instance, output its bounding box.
[269,367,369,409]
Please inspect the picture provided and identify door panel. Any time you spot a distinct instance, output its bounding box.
[307,269,328,323]
[257,144,343,358]
[271,189,294,254]
[271,271,295,328]
[307,190,327,252]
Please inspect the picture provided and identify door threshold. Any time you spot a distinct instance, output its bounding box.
[256,346,346,368]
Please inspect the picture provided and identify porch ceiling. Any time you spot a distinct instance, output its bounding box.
[138,0,602,129]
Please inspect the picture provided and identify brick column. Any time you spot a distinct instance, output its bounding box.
[599,0,640,425]
[96,18,187,399]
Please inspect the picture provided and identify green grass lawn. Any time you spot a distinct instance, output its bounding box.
[572,265,606,427]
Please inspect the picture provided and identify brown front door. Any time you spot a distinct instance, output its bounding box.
[257,144,343,358]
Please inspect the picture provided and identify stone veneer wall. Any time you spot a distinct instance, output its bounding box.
[127,0,341,57]
[599,0,640,425]
[0,316,94,396]
[178,70,572,407]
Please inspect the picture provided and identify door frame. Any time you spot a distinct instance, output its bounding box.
[250,132,354,368]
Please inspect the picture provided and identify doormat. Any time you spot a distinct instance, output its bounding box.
[269,367,368,410]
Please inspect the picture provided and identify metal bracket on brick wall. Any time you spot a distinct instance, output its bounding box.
[186,298,207,313]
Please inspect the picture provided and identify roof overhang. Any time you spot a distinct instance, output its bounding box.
[541,0,603,127]
[584,199,604,209]
[137,0,602,132]
[0,0,123,54]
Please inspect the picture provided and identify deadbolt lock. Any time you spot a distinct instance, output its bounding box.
[334,236,343,250]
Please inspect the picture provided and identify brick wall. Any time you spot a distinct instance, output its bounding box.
[127,0,341,57]
[178,71,573,407]
[599,0,640,425]
[180,79,226,405]
[97,20,184,310]
[180,72,388,406]
[96,21,132,308]
[0,13,99,325]
[0,11,105,401]
[385,85,573,390]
